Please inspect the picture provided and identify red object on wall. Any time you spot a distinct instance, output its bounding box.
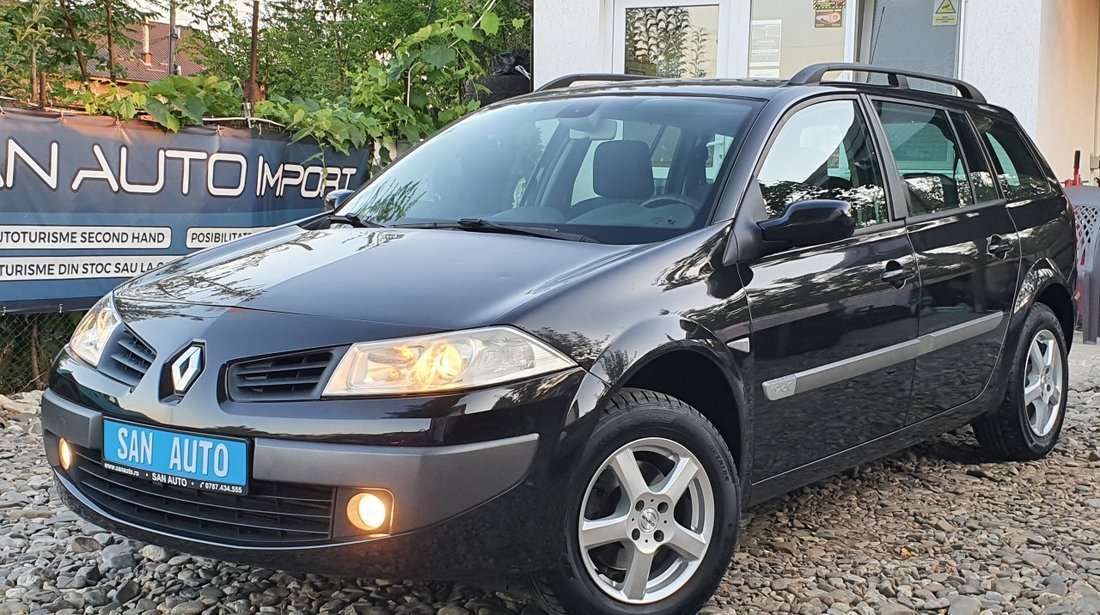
[1065,150,1084,187]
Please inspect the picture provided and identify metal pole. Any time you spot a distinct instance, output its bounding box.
[249,0,259,102]
[167,0,177,76]
[106,0,115,81]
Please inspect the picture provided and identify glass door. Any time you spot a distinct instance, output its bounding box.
[747,0,856,78]
[612,0,732,78]
[612,0,859,79]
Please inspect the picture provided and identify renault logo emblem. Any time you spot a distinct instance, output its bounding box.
[170,344,204,395]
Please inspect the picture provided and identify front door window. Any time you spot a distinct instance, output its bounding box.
[757,99,889,228]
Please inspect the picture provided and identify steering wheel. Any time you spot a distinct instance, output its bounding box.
[640,194,703,210]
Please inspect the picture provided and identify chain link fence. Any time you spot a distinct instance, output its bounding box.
[1,311,83,396]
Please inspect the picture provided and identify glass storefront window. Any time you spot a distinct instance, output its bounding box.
[748,0,847,78]
[624,5,721,78]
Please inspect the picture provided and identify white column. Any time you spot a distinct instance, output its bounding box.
[958,0,1043,135]
[960,0,1100,180]
[533,0,614,87]
[1035,0,1100,179]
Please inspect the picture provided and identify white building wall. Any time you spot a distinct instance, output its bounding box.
[533,0,611,88]
[959,0,1044,135]
[1036,0,1100,180]
[534,0,1100,180]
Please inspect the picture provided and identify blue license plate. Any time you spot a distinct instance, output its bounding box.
[102,420,249,495]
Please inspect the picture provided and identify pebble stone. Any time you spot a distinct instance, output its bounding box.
[1,343,1099,614]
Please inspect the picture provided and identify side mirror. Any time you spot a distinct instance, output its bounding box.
[757,199,856,247]
[323,189,356,211]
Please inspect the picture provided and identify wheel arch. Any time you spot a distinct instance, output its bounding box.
[1014,257,1076,350]
[577,316,752,490]
[1035,283,1075,349]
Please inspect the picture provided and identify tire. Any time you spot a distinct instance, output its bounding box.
[466,74,532,105]
[533,389,739,615]
[973,303,1069,461]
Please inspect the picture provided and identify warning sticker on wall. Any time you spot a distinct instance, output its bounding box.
[813,0,845,28]
[933,0,958,26]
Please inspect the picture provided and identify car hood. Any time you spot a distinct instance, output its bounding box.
[116,225,631,330]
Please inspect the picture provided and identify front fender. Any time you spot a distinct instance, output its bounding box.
[567,315,753,487]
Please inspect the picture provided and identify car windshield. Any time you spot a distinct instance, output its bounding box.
[338,95,761,244]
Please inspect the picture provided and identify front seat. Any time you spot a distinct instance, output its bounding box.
[569,140,654,219]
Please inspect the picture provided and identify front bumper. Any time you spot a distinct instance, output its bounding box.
[44,362,597,580]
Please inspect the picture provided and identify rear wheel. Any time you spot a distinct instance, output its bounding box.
[973,303,1069,460]
[533,389,738,615]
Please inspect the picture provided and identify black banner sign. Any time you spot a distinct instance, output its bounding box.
[0,108,371,313]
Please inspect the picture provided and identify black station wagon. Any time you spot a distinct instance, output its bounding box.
[44,63,1077,615]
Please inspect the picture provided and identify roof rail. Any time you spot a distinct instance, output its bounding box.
[787,63,987,103]
[536,73,660,92]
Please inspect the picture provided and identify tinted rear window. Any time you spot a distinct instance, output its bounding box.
[970,114,1054,201]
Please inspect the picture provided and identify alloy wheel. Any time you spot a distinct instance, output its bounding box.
[1023,329,1063,437]
[577,437,715,605]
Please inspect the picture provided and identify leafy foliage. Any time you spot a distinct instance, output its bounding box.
[0,0,150,99]
[0,0,529,165]
[253,95,369,157]
[67,75,242,130]
[66,74,372,162]
[183,0,530,102]
[625,7,710,78]
[347,3,503,163]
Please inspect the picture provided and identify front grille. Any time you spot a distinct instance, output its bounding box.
[71,447,335,546]
[100,329,156,387]
[228,349,336,401]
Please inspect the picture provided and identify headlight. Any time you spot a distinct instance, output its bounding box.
[69,294,120,367]
[323,326,575,397]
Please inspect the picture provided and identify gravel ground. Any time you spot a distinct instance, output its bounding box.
[1,340,1097,615]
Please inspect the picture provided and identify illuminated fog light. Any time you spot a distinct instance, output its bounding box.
[58,438,73,471]
[347,491,391,533]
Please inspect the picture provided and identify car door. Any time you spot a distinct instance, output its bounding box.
[870,99,1022,422]
[742,98,921,481]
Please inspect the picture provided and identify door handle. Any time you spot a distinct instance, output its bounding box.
[881,260,915,288]
[987,234,1014,258]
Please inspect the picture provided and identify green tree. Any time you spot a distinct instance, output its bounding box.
[0,0,149,100]
[182,0,530,101]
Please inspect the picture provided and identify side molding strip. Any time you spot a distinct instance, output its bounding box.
[762,311,1004,401]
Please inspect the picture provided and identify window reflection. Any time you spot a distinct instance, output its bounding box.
[625,6,720,78]
[874,101,972,216]
[757,101,889,228]
[972,115,1056,202]
[339,96,761,245]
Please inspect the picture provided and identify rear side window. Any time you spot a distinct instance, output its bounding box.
[971,114,1054,201]
[949,112,1000,203]
[873,101,972,216]
[757,100,889,228]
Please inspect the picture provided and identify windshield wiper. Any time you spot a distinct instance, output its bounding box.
[328,212,384,228]
[395,218,596,243]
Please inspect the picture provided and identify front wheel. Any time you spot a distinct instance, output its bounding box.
[534,389,739,615]
[973,303,1069,460]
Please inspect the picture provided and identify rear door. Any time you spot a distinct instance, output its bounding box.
[743,97,920,481]
[870,99,1022,421]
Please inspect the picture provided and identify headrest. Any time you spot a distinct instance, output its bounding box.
[593,140,654,200]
